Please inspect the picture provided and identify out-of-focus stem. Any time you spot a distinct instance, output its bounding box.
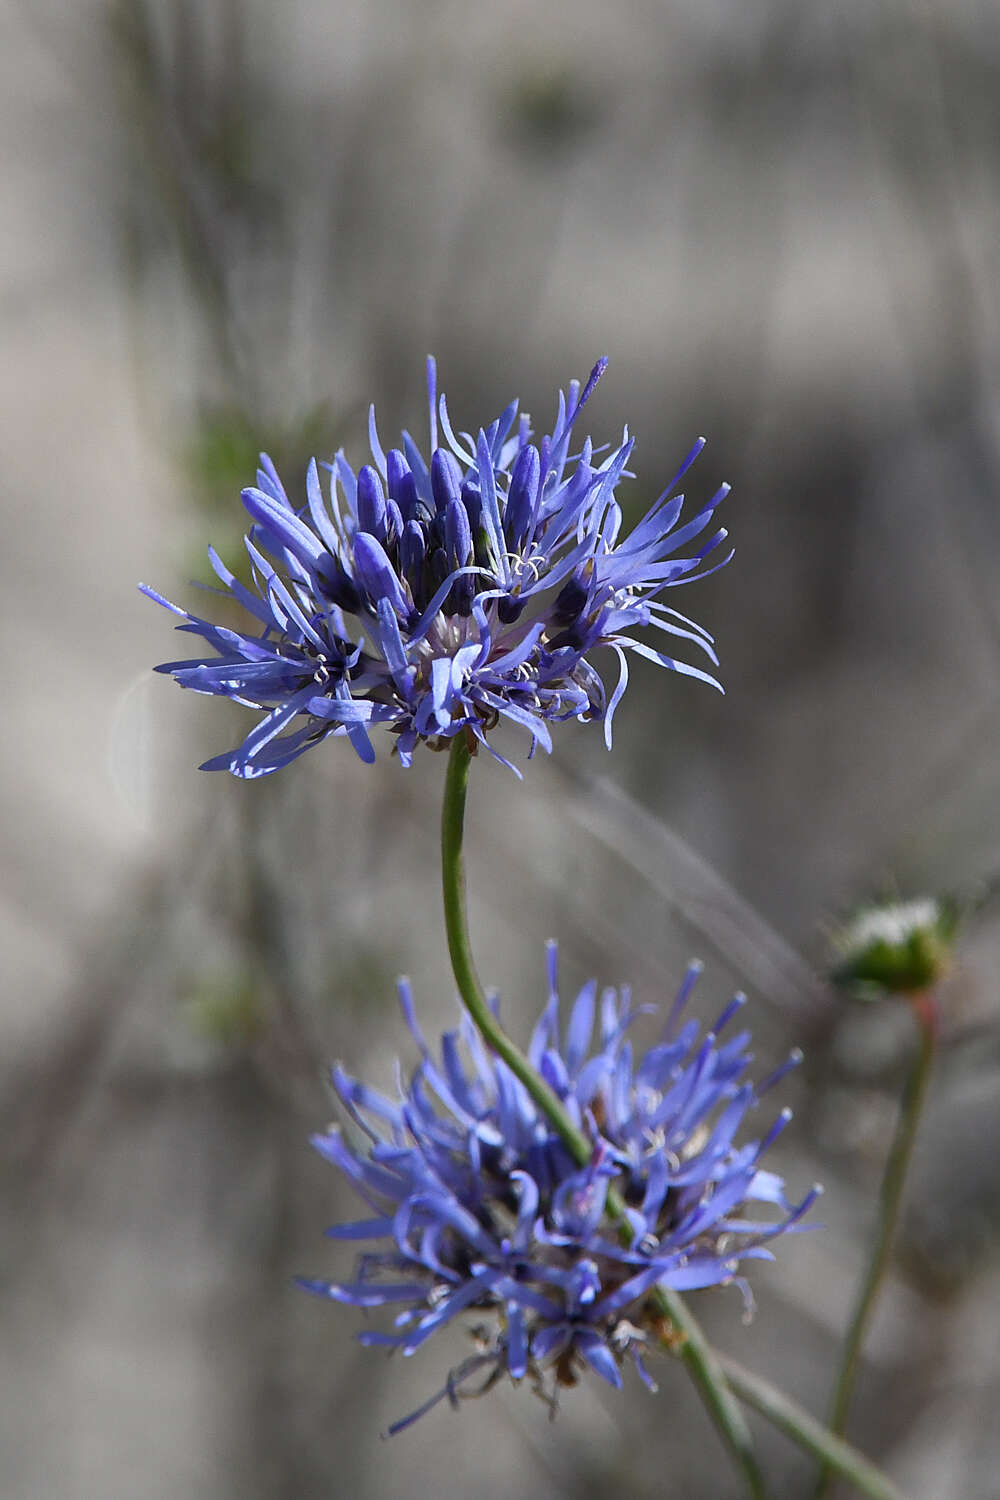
[718,1355,910,1500]
[813,993,938,1499]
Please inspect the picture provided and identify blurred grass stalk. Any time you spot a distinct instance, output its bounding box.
[813,993,939,1499]
[720,1355,908,1500]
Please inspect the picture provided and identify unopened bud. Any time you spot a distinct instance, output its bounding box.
[831,896,957,997]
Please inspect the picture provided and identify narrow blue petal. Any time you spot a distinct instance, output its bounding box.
[304,458,342,555]
[505,1303,527,1379]
[367,405,388,479]
[324,1217,396,1241]
[423,355,438,451]
[295,1276,427,1307]
[578,1336,622,1390]
[437,392,475,467]
[565,980,596,1075]
[401,1270,503,1353]
[475,429,507,581]
[357,466,388,543]
[352,532,410,617]
[310,1130,404,1201]
[659,1257,736,1290]
[205,549,275,628]
[375,596,413,687]
[531,1325,571,1363]
[490,698,553,754]
[624,639,724,693]
[241,486,325,572]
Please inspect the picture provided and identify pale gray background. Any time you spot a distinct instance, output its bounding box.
[4,1,1000,1495]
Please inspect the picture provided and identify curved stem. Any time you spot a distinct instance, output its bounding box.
[441,735,767,1500]
[718,1356,910,1500]
[441,734,594,1159]
[813,995,938,1499]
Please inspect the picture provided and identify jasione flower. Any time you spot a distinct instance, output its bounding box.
[300,947,818,1431]
[143,358,731,776]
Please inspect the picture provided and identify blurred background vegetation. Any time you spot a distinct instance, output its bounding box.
[3,0,1000,1495]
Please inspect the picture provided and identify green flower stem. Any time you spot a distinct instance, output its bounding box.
[440,734,767,1500]
[441,734,595,1162]
[813,994,938,1500]
[648,1283,768,1499]
[717,1355,910,1500]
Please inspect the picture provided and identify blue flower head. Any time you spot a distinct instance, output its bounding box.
[300,947,819,1432]
[143,359,731,776]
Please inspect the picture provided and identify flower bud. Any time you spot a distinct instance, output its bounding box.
[831,897,958,997]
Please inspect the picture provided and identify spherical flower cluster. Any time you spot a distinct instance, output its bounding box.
[300,947,818,1432]
[142,358,731,777]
